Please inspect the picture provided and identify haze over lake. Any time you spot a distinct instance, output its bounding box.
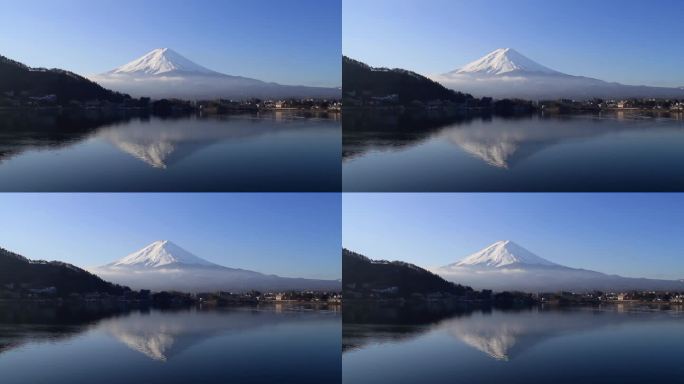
[0,303,341,384]
[343,304,684,384]
[343,112,684,191]
[0,111,340,191]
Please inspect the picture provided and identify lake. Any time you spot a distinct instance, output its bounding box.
[0,111,340,191]
[0,303,341,384]
[343,111,684,191]
[343,303,684,384]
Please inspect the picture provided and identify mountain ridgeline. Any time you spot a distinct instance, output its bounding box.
[0,54,130,104]
[343,248,473,299]
[437,240,684,293]
[90,48,341,100]
[0,246,129,296]
[92,240,341,292]
[342,56,474,105]
[436,48,684,100]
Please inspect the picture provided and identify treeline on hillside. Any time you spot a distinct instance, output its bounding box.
[343,248,474,298]
[343,56,473,105]
[0,247,129,296]
[0,54,130,104]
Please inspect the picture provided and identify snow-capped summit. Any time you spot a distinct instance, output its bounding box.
[434,48,684,99]
[91,240,340,292]
[436,240,684,292]
[451,48,560,76]
[107,240,219,269]
[444,240,559,269]
[108,48,219,76]
[89,48,340,99]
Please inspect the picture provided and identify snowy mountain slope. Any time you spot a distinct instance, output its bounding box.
[445,240,559,268]
[89,48,340,100]
[91,240,340,292]
[434,48,684,100]
[436,240,684,292]
[449,48,560,76]
[107,240,219,268]
[108,48,220,76]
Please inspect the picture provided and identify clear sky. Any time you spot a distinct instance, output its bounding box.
[0,0,341,87]
[343,193,684,280]
[343,0,684,87]
[0,193,341,280]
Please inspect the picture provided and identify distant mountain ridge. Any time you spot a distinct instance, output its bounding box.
[437,240,684,292]
[435,48,684,100]
[91,48,340,100]
[0,246,128,296]
[93,241,340,292]
[0,53,129,103]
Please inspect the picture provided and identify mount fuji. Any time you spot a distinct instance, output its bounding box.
[433,48,684,100]
[89,48,340,100]
[436,240,684,292]
[91,240,340,292]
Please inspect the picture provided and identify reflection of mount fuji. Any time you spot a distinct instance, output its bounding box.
[0,112,327,169]
[0,304,335,362]
[442,310,609,360]
[100,310,289,362]
[441,116,633,169]
[345,111,681,169]
[441,309,656,361]
[99,116,300,169]
[344,306,678,361]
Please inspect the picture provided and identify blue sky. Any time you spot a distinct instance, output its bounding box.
[343,194,684,280]
[0,193,341,279]
[343,0,684,87]
[0,0,341,87]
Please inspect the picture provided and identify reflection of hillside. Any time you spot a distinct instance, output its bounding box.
[342,110,480,161]
[342,302,479,352]
[0,303,129,354]
[0,111,137,163]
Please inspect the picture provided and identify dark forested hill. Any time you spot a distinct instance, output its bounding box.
[342,56,474,105]
[0,246,129,296]
[343,248,473,298]
[0,54,129,104]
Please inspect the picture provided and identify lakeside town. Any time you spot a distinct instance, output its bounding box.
[346,286,684,307]
[0,90,342,115]
[0,283,341,307]
[344,90,684,116]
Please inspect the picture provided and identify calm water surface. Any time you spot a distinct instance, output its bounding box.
[343,112,684,191]
[0,111,340,191]
[343,304,684,384]
[0,304,341,384]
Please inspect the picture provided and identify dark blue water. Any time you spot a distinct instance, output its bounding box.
[0,111,340,191]
[343,112,684,191]
[0,304,341,384]
[343,304,684,384]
